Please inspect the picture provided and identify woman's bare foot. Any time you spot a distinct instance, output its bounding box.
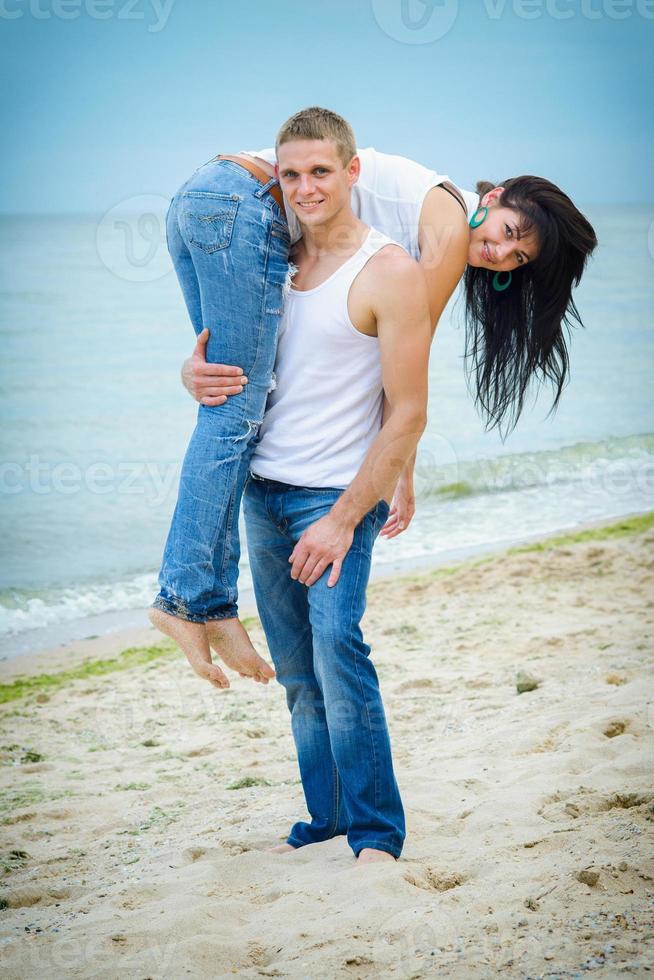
[267,843,297,853]
[148,608,230,689]
[356,848,396,865]
[206,618,275,685]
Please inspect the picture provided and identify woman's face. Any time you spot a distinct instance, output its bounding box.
[467,188,539,272]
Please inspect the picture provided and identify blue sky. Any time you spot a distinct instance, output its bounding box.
[2,0,652,211]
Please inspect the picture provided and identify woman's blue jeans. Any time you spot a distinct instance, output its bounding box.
[153,159,290,622]
[243,474,406,859]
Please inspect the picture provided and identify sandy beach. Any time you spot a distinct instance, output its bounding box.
[1,513,652,978]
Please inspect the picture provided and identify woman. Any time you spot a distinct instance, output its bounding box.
[153,106,597,686]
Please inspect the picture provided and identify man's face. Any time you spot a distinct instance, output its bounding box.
[276,139,359,227]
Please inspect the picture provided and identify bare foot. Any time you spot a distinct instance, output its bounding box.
[267,843,297,853]
[356,848,396,865]
[148,608,230,690]
[206,618,275,685]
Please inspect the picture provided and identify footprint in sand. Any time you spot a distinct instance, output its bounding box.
[180,846,208,863]
[1,883,84,908]
[603,719,629,738]
[597,791,654,813]
[251,887,286,906]
[403,866,465,892]
[605,673,628,685]
[182,744,217,758]
[42,808,74,821]
[522,723,571,755]
[538,788,654,822]
[396,678,435,693]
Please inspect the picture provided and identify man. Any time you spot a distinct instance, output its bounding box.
[242,108,431,863]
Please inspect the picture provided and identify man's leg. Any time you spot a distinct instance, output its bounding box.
[150,162,289,685]
[244,477,348,846]
[297,493,406,861]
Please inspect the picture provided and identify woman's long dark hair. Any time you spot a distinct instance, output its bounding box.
[463,176,597,436]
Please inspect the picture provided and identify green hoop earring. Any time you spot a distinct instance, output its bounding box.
[492,271,512,292]
[469,206,488,228]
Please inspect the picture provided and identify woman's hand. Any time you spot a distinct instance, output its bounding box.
[181,328,248,406]
[380,465,416,539]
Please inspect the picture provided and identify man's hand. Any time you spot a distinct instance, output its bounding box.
[288,512,355,588]
[181,328,248,406]
[380,467,416,539]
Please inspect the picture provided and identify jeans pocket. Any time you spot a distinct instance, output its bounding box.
[181,192,240,253]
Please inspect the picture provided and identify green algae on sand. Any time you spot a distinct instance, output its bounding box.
[0,639,177,705]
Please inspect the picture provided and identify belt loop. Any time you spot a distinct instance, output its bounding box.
[254,176,280,200]
[253,177,285,221]
[216,155,286,218]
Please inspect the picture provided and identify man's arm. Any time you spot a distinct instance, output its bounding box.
[288,250,431,587]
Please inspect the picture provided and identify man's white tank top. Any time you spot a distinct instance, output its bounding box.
[251,227,399,489]
[243,146,478,260]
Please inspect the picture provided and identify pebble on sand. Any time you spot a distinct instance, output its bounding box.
[516,669,540,694]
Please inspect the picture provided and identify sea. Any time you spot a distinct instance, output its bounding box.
[1,205,653,657]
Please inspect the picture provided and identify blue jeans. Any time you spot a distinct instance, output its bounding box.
[153,159,290,622]
[243,474,406,859]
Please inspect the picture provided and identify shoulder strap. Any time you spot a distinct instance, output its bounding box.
[437,180,468,217]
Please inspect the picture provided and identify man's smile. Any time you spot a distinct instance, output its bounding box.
[297,199,325,212]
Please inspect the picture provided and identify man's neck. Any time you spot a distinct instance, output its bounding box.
[299,208,368,259]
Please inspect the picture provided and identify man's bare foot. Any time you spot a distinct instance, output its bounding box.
[206,618,275,685]
[267,843,297,853]
[356,848,396,864]
[148,608,230,690]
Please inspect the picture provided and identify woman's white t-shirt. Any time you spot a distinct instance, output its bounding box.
[243,146,478,260]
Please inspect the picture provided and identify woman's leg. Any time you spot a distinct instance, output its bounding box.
[150,161,289,685]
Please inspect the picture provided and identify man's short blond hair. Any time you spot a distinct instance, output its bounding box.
[276,107,356,167]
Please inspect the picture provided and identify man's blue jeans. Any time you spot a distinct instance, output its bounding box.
[243,474,406,859]
[153,159,290,622]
